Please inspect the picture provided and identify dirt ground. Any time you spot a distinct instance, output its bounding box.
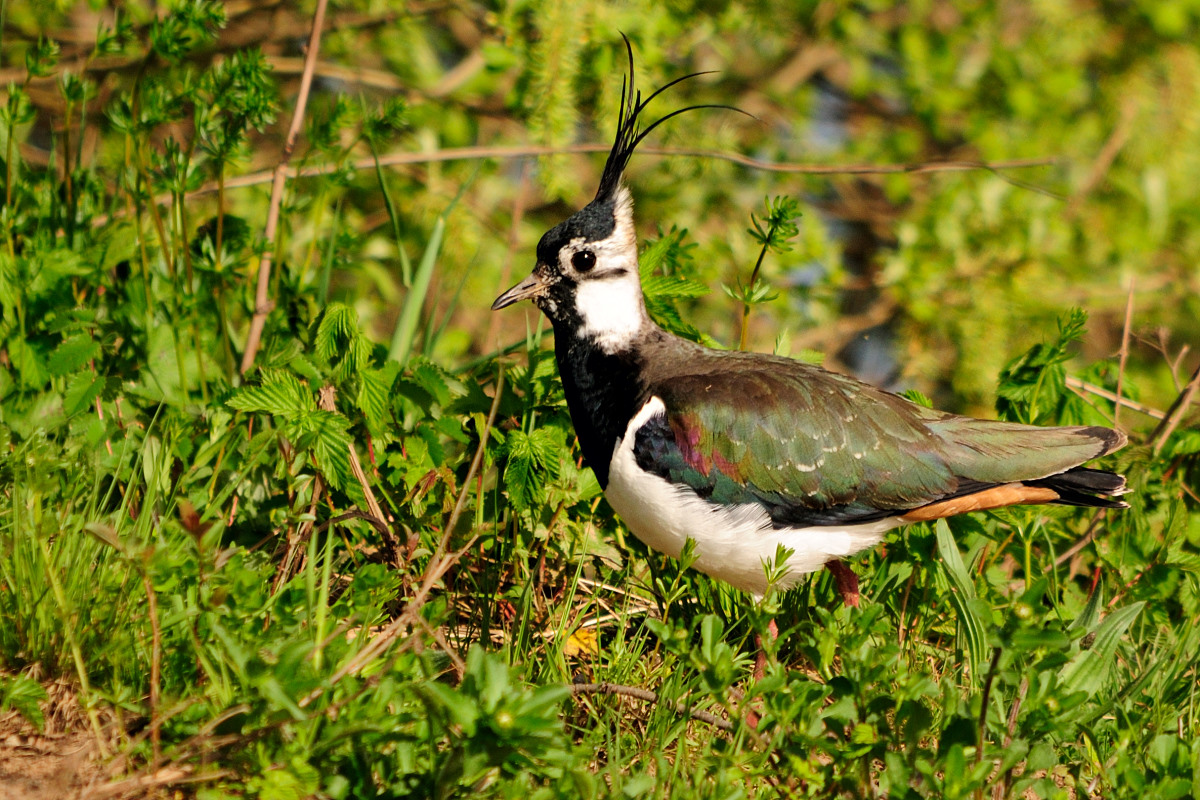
[0,724,100,800]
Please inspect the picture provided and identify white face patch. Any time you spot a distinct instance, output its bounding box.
[566,187,648,353]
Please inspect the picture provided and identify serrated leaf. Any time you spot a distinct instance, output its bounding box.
[357,367,392,433]
[227,371,314,418]
[295,409,356,496]
[901,389,933,408]
[63,372,105,417]
[640,273,709,301]
[0,673,48,732]
[47,334,100,377]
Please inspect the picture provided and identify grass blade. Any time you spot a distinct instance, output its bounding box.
[936,520,989,675]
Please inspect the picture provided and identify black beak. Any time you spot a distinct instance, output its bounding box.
[492,271,550,310]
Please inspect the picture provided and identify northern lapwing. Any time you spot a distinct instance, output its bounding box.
[492,41,1128,606]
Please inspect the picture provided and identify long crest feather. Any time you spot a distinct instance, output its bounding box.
[594,34,748,203]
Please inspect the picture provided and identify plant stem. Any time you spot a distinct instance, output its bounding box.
[241,0,329,375]
[738,243,769,351]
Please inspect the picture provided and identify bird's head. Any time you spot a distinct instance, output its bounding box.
[493,37,737,354]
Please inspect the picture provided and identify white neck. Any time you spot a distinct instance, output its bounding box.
[575,274,650,353]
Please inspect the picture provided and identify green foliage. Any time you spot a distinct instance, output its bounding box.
[0,3,1197,799]
[996,308,1090,425]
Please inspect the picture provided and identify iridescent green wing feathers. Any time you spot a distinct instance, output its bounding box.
[631,354,1122,526]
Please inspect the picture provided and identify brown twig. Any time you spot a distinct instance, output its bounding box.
[1113,280,1135,428]
[1054,509,1110,568]
[991,677,1030,800]
[439,367,505,561]
[304,530,481,704]
[1148,363,1200,456]
[570,682,735,733]
[343,421,401,568]
[1065,376,1166,421]
[976,647,1002,779]
[299,369,504,703]
[140,572,162,765]
[244,145,1059,187]
[239,0,329,375]
[1066,96,1138,217]
[1142,362,1200,455]
[92,146,1059,229]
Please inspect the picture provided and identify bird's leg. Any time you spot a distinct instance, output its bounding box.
[825,559,860,607]
[752,617,779,682]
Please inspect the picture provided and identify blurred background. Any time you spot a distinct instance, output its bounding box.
[7,0,1198,412]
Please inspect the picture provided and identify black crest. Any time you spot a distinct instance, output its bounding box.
[594,34,746,204]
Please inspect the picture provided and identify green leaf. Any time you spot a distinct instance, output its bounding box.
[227,371,315,418]
[0,673,48,731]
[1060,601,1145,697]
[46,335,100,377]
[935,520,988,674]
[501,427,565,512]
[357,366,393,435]
[62,372,105,417]
[296,409,355,495]
[389,214,446,365]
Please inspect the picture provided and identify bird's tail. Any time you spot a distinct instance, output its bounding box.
[1025,467,1129,509]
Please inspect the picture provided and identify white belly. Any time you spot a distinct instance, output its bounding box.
[604,397,903,596]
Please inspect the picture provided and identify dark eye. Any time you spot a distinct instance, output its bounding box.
[571,250,596,272]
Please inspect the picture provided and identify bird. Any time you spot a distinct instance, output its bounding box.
[491,40,1128,604]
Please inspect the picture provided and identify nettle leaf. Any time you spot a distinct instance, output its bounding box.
[26,249,91,298]
[63,372,106,417]
[357,365,396,435]
[408,358,463,408]
[0,673,48,732]
[7,337,50,387]
[295,409,356,496]
[502,427,565,512]
[227,370,315,418]
[996,308,1088,424]
[314,303,372,380]
[47,334,100,377]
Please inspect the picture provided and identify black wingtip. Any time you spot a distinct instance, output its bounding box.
[1084,425,1128,457]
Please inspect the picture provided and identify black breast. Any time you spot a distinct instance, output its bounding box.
[554,336,645,488]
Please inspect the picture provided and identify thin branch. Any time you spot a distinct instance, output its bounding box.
[92,147,1060,228]
[1065,376,1166,421]
[1113,279,1135,428]
[1066,96,1138,217]
[992,677,1030,800]
[239,0,329,375]
[570,682,735,733]
[1054,510,1110,568]
[1148,363,1200,456]
[976,647,1002,775]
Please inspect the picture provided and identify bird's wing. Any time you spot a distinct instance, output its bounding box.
[632,357,1121,526]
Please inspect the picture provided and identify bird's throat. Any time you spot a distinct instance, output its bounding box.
[553,333,646,488]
